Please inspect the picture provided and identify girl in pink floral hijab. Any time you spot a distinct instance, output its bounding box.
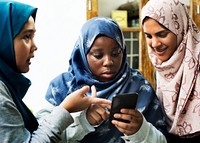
[142,0,200,141]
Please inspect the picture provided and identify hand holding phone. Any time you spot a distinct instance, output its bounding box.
[109,92,138,127]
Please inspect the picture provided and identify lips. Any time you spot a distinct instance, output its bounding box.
[154,47,167,56]
[102,70,114,74]
[102,72,113,75]
[27,55,34,65]
[102,71,115,78]
[26,58,31,65]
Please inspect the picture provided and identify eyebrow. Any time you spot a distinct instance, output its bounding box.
[22,28,36,32]
[156,29,169,34]
[144,29,169,35]
[20,29,36,35]
[92,47,103,51]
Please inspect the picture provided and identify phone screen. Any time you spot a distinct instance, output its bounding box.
[109,92,138,128]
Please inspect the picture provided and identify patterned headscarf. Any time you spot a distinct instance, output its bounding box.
[0,0,38,133]
[45,17,167,142]
[142,0,200,136]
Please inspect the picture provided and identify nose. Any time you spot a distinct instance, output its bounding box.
[31,39,37,52]
[151,37,161,48]
[103,55,113,67]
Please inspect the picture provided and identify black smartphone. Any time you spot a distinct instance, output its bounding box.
[109,92,138,128]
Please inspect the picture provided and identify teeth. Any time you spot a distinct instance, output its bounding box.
[156,48,165,52]
[157,50,163,52]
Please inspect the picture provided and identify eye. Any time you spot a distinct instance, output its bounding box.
[145,33,152,39]
[23,31,35,41]
[93,52,103,59]
[111,48,122,57]
[157,33,167,38]
[157,31,169,38]
[23,34,31,41]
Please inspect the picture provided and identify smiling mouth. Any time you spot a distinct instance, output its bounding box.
[156,48,166,52]
[154,47,167,55]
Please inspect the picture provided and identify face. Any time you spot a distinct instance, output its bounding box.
[143,18,177,62]
[87,36,123,82]
[14,16,37,73]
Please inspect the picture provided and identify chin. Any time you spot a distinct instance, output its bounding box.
[21,68,30,73]
[159,57,170,62]
[101,77,114,82]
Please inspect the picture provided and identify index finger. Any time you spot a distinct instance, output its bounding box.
[90,97,111,105]
[91,85,97,98]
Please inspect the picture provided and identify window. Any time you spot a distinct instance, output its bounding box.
[124,31,139,69]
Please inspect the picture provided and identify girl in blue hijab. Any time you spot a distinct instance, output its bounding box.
[0,1,111,142]
[45,17,168,142]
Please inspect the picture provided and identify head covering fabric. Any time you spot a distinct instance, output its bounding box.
[45,17,167,142]
[0,0,38,133]
[142,0,200,136]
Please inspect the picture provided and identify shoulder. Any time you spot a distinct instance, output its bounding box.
[50,72,74,87]
[130,68,144,77]
[129,68,149,83]
[0,80,8,89]
[129,69,155,94]
[0,80,13,100]
[54,72,73,81]
[0,80,20,119]
[0,81,16,110]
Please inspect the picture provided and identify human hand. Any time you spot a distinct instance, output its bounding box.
[111,109,143,135]
[59,85,111,113]
[86,104,110,125]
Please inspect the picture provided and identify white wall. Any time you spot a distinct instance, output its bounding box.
[15,0,86,113]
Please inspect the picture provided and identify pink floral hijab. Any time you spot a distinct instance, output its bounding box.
[142,0,200,137]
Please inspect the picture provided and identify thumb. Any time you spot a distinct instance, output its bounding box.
[73,86,90,97]
[91,85,97,98]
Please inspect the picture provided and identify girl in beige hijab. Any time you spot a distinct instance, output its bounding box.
[142,0,200,142]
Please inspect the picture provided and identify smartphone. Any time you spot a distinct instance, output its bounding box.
[109,92,138,128]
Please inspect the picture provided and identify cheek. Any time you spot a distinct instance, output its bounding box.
[14,43,22,64]
[15,45,30,65]
[168,35,177,54]
[146,39,152,47]
[169,43,177,58]
[87,55,101,74]
[114,55,123,71]
[16,47,27,59]
[89,61,102,77]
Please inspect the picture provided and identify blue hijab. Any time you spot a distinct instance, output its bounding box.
[45,17,167,142]
[0,0,38,133]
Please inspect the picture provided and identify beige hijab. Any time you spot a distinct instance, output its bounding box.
[142,0,200,137]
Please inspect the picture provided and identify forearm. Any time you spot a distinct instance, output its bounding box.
[31,106,74,142]
[65,110,95,142]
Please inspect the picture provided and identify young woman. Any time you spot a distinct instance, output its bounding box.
[0,1,110,142]
[45,17,168,143]
[142,0,200,142]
